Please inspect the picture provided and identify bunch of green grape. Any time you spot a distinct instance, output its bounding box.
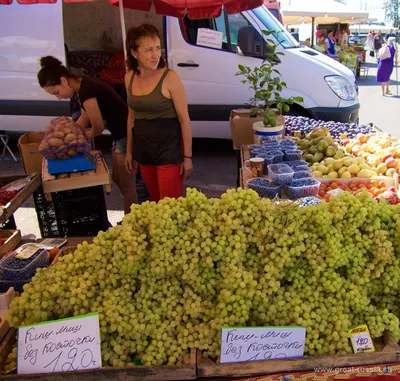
[7,188,400,367]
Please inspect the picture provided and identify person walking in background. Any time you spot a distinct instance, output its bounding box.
[366,31,374,56]
[374,31,384,60]
[339,29,349,48]
[325,30,337,59]
[385,29,396,42]
[124,24,193,202]
[377,37,398,96]
[37,56,138,214]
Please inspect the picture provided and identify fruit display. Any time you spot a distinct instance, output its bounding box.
[318,180,400,204]
[343,133,400,178]
[285,116,375,141]
[0,189,19,206]
[296,128,346,164]
[38,116,91,160]
[7,188,400,369]
[309,156,379,179]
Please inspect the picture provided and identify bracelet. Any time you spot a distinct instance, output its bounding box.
[184,156,192,159]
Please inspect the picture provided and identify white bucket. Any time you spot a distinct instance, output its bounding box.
[253,121,284,144]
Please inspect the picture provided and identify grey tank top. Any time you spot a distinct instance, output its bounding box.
[127,69,178,120]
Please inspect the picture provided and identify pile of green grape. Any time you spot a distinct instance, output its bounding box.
[7,188,400,367]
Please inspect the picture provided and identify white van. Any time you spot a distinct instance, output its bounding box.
[0,3,359,139]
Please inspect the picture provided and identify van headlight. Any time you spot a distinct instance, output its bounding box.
[325,76,357,101]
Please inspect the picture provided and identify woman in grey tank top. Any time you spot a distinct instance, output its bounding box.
[124,24,193,202]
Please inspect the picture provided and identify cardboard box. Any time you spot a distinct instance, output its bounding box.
[230,109,263,149]
[18,132,45,174]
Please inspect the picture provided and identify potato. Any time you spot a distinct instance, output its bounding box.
[63,127,72,135]
[69,139,78,145]
[57,145,67,153]
[67,149,78,157]
[76,147,86,153]
[45,125,52,134]
[77,134,85,140]
[53,131,65,139]
[47,133,54,140]
[48,138,64,148]
[39,141,50,151]
[64,133,78,144]
[78,138,87,144]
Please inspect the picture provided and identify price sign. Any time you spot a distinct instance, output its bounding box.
[17,312,102,374]
[348,325,375,353]
[220,327,306,364]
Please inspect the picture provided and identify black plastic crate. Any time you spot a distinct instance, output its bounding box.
[33,186,59,238]
[52,186,110,237]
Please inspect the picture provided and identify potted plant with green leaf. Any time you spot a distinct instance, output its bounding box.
[236,30,304,143]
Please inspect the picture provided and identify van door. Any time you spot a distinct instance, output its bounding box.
[167,12,265,138]
[0,2,69,132]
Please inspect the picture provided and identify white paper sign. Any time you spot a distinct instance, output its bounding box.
[220,327,306,364]
[17,312,102,374]
[196,28,223,49]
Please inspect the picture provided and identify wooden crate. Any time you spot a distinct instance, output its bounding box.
[0,231,21,257]
[42,151,112,197]
[0,174,41,224]
[0,288,16,312]
[197,332,400,378]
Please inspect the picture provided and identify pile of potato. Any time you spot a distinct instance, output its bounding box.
[39,116,92,160]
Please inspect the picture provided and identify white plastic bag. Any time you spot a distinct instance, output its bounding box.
[379,44,391,60]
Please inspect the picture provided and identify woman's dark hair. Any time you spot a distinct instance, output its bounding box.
[37,56,76,88]
[328,30,333,35]
[126,24,166,74]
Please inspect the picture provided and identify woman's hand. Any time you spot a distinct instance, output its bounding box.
[180,157,193,180]
[125,152,134,174]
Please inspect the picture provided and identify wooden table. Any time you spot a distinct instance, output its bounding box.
[41,151,112,200]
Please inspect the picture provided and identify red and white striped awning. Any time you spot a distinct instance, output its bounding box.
[0,0,264,19]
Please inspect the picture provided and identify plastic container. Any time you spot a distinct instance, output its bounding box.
[269,150,284,164]
[0,246,49,280]
[293,171,313,180]
[261,141,280,149]
[253,121,284,144]
[255,153,275,166]
[247,178,282,198]
[284,179,321,199]
[284,150,303,161]
[267,164,294,185]
[0,276,32,293]
[284,160,308,168]
[292,165,311,172]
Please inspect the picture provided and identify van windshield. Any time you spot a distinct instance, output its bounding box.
[252,6,301,49]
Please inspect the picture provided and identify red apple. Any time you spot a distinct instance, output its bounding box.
[383,154,393,163]
[385,157,397,168]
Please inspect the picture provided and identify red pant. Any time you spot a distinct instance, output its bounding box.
[140,164,183,202]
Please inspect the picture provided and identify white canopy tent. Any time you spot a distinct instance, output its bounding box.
[281,0,369,46]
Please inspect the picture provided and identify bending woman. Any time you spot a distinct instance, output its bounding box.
[37,56,138,214]
[124,24,193,202]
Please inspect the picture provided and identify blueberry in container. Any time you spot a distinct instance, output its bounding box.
[284,179,321,199]
[293,171,313,180]
[284,160,308,168]
[267,164,294,185]
[269,150,284,164]
[284,149,303,161]
[247,178,282,198]
[0,273,32,293]
[0,248,49,281]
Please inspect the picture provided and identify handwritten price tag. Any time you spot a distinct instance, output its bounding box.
[349,325,375,353]
[220,327,306,364]
[17,312,102,374]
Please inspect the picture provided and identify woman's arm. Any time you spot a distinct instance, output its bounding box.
[81,98,105,138]
[166,70,193,179]
[76,109,90,129]
[124,71,135,174]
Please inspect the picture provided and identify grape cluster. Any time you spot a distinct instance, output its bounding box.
[7,188,400,367]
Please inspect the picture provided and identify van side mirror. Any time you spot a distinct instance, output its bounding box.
[238,26,265,58]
